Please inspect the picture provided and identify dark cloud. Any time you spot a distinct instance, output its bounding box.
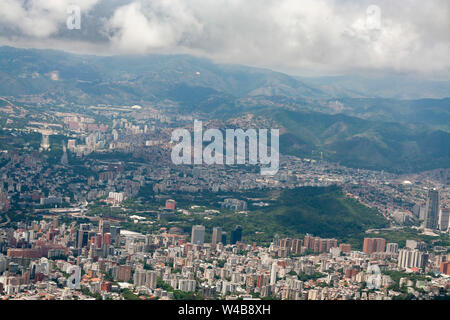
[0,0,448,78]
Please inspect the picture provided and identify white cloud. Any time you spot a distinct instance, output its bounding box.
[105,0,203,53]
[0,0,448,78]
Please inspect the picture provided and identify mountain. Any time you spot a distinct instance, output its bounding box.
[0,46,449,173]
[254,108,450,173]
[297,74,450,100]
[319,98,450,129]
[0,46,326,106]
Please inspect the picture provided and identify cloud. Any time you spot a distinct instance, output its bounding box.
[0,0,448,78]
[105,0,203,53]
[0,0,99,38]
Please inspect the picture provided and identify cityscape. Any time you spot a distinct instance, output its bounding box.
[0,0,449,308]
[0,99,448,301]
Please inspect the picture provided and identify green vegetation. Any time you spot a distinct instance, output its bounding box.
[298,272,326,282]
[121,288,140,300]
[367,228,450,251]
[156,277,203,300]
[262,108,450,173]
[120,186,387,246]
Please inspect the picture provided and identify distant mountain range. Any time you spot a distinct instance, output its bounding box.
[257,108,450,173]
[0,46,449,173]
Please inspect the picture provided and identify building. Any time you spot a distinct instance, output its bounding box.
[221,232,227,245]
[98,219,110,235]
[339,244,352,253]
[211,227,222,245]
[386,243,399,254]
[230,225,242,245]
[362,238,386,254]
[117,265,132,282]
[221,199,247,211]
[178,279,196,292]
[108,192,124,203]
[191,225,205,245]
[424,189,440,230]
[404,239,426,251]
[133,269,147,287]
[146,271,158,289]
[304,234,338,253]
[270,262,277,285]
[41,132,50,150]
[439,208,450,232]
[398,249,428,269]
[440,261,450,275]
[60,142,68,165]
[67,139,76,150]
[165,199,176,211]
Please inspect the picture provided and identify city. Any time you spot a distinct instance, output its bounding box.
[0,101,448,300]
[0,0,448,313]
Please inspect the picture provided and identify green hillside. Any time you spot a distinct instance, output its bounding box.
[149,186,388,245]
[261,108,450,173]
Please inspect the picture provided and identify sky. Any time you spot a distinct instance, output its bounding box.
[0,0,448,78]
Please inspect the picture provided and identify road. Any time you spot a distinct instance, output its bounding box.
[0,213,10,227]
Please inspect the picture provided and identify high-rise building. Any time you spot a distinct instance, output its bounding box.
[230,225,242,245]
[60,142,68,166]
[133,268,147,287]
[110,226,121,244]
[191,225,205,245]
[77,230,89,249]
[440,261,450,275]
[178,279,196,292]
[221,232,227,245]
[99,219,110,235]
[398,249,428,269]
[439,208,450,232]
[303,234,337,253]
[270,262,277,285]
[362,238,386,254]
[40,132,50,150]
[146,270,158,289]
[108,192,124,203]
[211,227,222,245]
[117,265,132,282]
[386,243,399,254]
[424,189,440,230]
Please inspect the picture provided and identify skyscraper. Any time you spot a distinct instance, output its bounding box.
[40,132,50,151]
[211,227,222,245]
[424,189,440,230]
[398,249,428,269]
[230,225,242,245]
[191,225,205,245]
[110,226,121,245]
[439,208,449,232]
[60,142,68,166]
[221,232,227,245]
[270,262,277,285]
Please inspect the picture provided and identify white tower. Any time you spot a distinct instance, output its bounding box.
[41,133,50,150]
[270,262,277,285]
